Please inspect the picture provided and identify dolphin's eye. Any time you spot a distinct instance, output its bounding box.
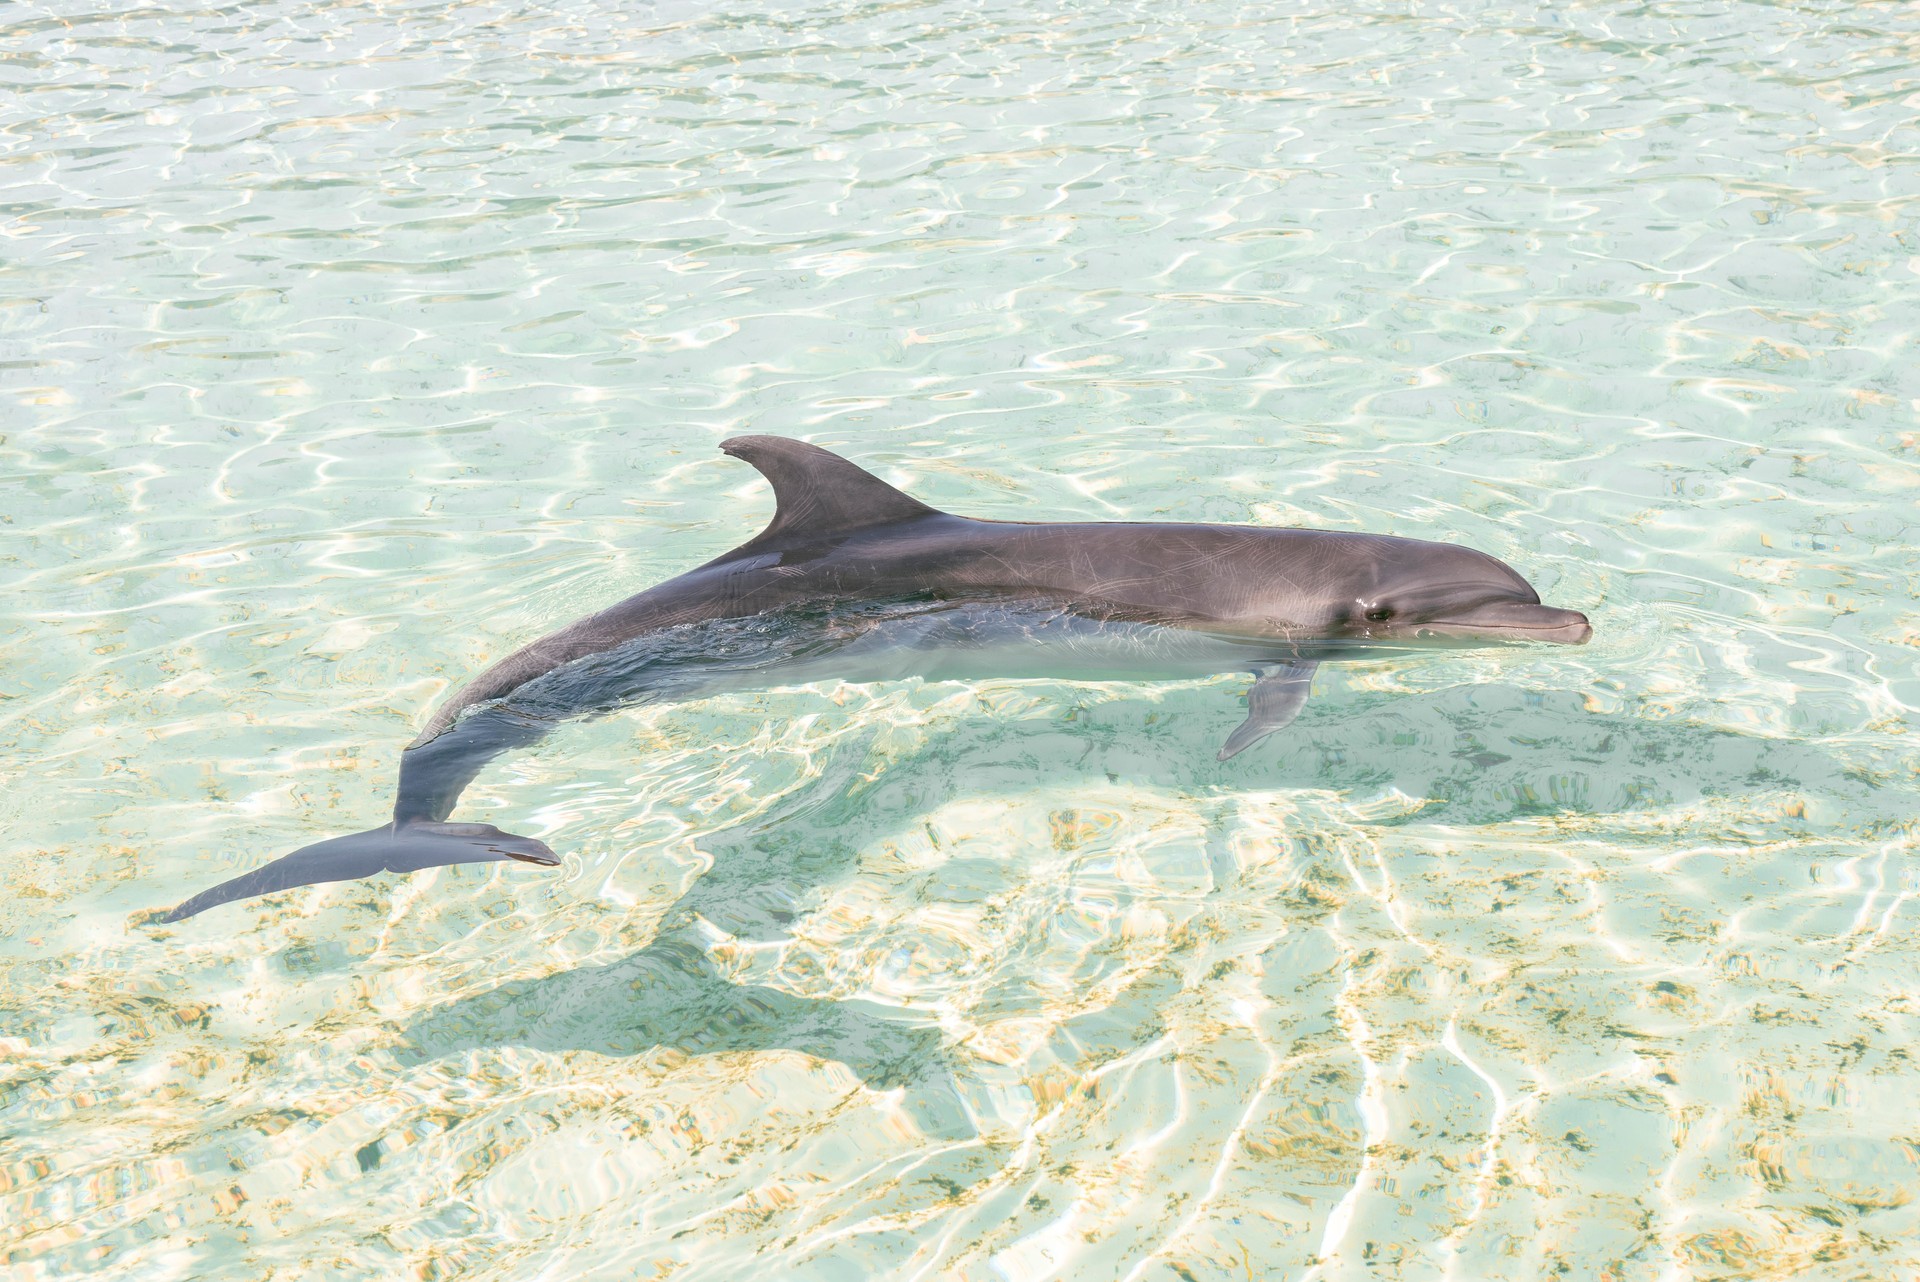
[1365,607,1392,622]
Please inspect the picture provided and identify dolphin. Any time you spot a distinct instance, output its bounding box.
[159,436,1591,922]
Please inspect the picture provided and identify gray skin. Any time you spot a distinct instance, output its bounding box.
[159,435,1591,922]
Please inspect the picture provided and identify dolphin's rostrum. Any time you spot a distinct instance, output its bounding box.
[159,436,1591,922]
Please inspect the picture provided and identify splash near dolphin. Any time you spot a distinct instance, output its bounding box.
[159,436,1592,921]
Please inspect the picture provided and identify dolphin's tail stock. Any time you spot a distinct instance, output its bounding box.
[157,821,558,923]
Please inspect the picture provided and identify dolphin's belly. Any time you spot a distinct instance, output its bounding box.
[487,597,1407,735]
[673,600,1331,703]
[494,598,1295,720]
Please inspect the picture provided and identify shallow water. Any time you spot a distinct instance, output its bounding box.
[5,0,1919,1277]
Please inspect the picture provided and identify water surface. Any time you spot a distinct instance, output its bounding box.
[4,0,1919,1278]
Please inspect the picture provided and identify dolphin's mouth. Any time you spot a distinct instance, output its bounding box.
[1415,605,1592,646]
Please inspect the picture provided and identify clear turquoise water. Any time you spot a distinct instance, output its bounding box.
[5,0,1919,1277]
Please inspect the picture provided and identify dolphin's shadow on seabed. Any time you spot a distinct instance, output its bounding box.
[397,933,976,1135]
[398,735,984,1140]
[394,680,1906,1135]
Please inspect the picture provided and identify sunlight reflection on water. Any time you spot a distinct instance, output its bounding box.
[4,0,1919,1277]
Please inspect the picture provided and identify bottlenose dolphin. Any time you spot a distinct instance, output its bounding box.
[160,436,1590,922]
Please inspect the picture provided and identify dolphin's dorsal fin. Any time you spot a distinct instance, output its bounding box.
[720,435,938,547]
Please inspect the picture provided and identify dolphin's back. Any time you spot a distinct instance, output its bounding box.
[415,507,1383,750]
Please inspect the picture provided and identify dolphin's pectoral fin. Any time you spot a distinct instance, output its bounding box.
[157,821,558,923]
[1218,661,1318,761]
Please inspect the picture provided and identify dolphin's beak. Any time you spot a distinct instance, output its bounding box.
[1420,601,1592,645]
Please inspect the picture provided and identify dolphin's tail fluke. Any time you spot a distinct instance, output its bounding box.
[158,821,559,923]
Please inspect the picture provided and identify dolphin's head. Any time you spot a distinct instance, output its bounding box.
[1342,537,1591,648]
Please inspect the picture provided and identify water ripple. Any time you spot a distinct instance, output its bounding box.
[6,0,1920,1277]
